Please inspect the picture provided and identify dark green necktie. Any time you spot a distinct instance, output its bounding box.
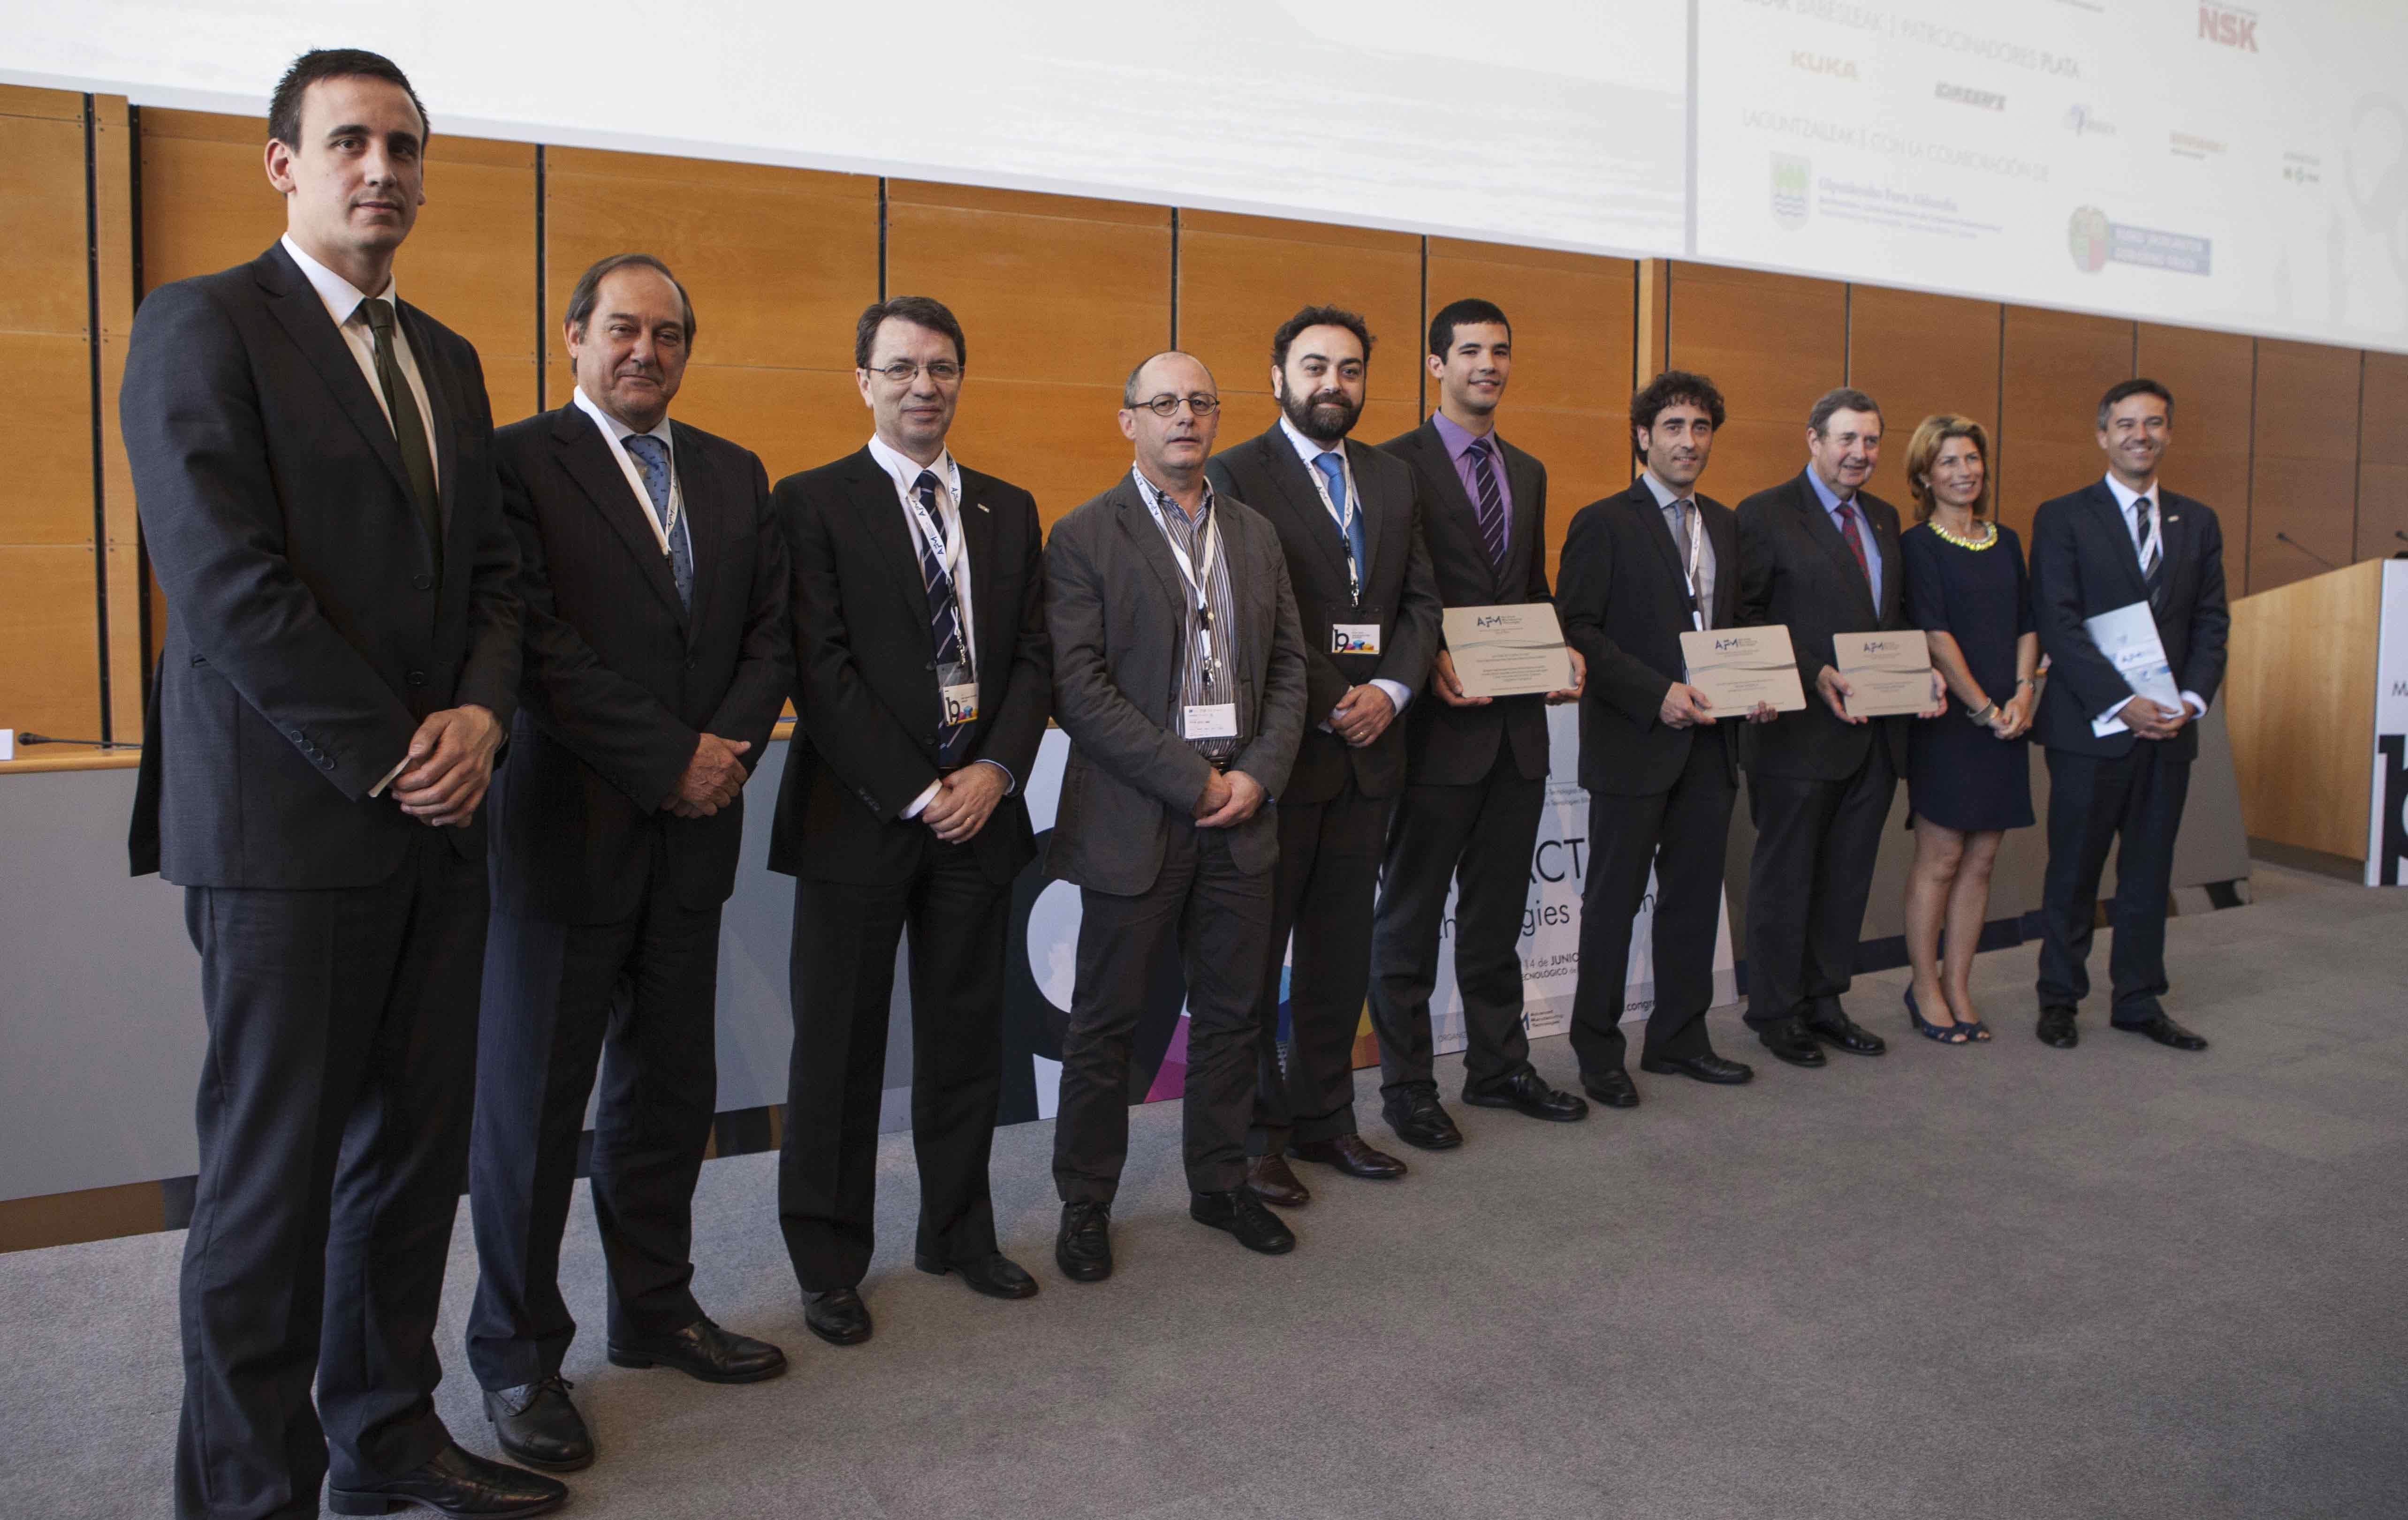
[358,296,442,575]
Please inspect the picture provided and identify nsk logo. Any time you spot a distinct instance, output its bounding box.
[2199,4,2257,52]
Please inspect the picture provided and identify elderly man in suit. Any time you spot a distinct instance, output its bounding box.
[1367,298,1588,1152]
[466,253,793,1476]
[2028,379,2229,1051]
[1557,370,1770,1109]
[121,49,562,1520]
[772,296,1052,1347]
[1046,350,1308,1281]
[1735,386,1945,1069]
[1204,304,1440,1206]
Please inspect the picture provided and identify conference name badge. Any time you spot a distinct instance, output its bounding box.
[1331,621,1383,656]
[1184,703,1239,740]
[939,660,979,727]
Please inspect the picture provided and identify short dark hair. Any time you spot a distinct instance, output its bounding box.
[2097,377,2175,429]
[268,49,429,152]
[1428,298,1512,357]
[1808,386,1883,435]
[564,254,696,343]
[855,296,966,371]
[1271,304,1373,371]
[1629,370,1727,461]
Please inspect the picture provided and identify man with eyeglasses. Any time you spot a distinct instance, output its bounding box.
[771,296,1054,1344]
[1046,352,1308,1280]
[1203,305,1439,1208]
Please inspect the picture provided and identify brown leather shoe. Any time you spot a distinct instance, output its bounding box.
[1289,1134,1408,1180]
[1246,1152,1311,1207]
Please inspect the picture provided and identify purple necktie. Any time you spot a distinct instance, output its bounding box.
[1466,439,1508,574]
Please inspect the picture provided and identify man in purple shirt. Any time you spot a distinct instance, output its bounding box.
[1367,299,1588,1151]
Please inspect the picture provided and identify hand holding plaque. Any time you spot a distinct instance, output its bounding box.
[1441,604,1576,699]
[1679,626,1808,715]
[1834,631,1937,719]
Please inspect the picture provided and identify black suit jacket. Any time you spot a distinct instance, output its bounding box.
[1203,425,1441,802]
[1557,480,1742,796]
[1377,418,1553,786]
[123,242,521,887]
[483,405,791,923]
[770,447,1050,887]
[2029,481,2229,762]
[1735,469,1912,781]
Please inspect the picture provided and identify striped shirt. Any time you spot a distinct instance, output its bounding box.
[1133,467,1244,760]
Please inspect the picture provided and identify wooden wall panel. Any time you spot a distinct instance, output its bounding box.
[1667,262,1846,507]
[2356,351,2408,562]
[0,333,96,544]
[2248,340,2361,593]
[2135,324,2254,575]
[1177,210,1420,416]
[1431,239,1635,578]
[1998,307,2133,539]
[889,181,1170,526]
[0,549,103,738]
[1846,287,2001,519]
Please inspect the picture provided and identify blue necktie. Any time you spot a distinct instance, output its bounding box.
[1312,451,1368,599]
[915,471,972,762]
[621,433,690,610]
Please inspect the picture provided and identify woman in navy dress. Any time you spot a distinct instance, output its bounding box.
[1898,416,2038,1044]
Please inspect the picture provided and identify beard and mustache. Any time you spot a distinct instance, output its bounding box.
[1279,383,1361,444]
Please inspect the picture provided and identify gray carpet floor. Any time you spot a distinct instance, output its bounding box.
[4,861,2404,1519]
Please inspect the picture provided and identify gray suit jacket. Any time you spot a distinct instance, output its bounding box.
[1044,472,1307,895]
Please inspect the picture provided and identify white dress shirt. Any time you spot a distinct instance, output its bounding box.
[865,434,1013,818]
[2096,472,2207,728]
[1274,414,1413,724]
[569,383,691,568]
[1639,468,1716,628]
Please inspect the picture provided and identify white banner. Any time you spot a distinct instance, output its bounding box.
[2366,561,2408,886]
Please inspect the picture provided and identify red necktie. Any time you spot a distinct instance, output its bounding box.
[1837,502,1871,588]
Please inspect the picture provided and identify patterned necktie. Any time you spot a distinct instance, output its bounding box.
[915,470,972,761]
[357,297,441,575]
[1312,450,1368,599]
[621,433,691,610]
[1836,501,1872,590]
[1466,438,1509,575]
[2135,496,2165,608]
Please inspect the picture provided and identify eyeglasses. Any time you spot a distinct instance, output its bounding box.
[868,360,963,385]
[1129,393,1221,417]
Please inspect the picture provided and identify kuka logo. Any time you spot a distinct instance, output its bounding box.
[2199,4,2257,52]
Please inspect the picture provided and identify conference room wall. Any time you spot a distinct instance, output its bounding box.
[4,101,2396,754]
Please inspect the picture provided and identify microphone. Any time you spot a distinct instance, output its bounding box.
[2274,531,2335,571]
[16,733,144,750]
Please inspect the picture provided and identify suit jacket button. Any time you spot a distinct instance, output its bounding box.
[413,575,433,591]
[319,756,335,770]
[407,670,428,688]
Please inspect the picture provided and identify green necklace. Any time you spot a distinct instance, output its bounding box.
[1929,517,1997,551]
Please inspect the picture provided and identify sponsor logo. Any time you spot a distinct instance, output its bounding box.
[1473,613,1507,629]
[1714,636,1749,651]
[1791,50,1860,79]
[2064,104,2119,137]
[2170,130,2226,160]
[2199,3,2258,51]
[1772,154,1812,227]
[1936,82,2007,111]
[2068,206,2213,275]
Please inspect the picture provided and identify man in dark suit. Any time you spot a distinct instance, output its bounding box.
[1735,386,1945,1069]
[772,296,1052,1343]
[2028,378,2229,1051]
[1367,299,1588,1151]
[1557,371,1769,1109]
[467,253,793,1474]
[121,50,564,1520]
[1047,351,1308,1280]
[1203,305,1440,1207]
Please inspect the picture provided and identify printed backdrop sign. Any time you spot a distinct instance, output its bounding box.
[2367,561,2408,886]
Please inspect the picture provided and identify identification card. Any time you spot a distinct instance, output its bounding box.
[1331,622,1383,656]
[938,661,979,727]
[1183,703,1239,740]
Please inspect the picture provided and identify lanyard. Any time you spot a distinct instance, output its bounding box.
[584,401,681,556]
[1676,499,1706,629]
[1139,472,1223,671]
[903,474,966,586]
[1300,448,1362,601]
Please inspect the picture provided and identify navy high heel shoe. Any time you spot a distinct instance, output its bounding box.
[1906,986,1967,1044]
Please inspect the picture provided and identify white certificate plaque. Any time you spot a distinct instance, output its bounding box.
[1835,630,1935,719]
[1679,626,1808,715]
[1442,604,1576,698]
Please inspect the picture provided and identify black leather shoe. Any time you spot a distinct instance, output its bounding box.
[1640,1049,1754,1084]
[1462,1068,1589,1122]
[481,1376,591,1473]
[1190,1187,1297,1254]
[2036,1005,2080,1049]
[1383,1089,1463,1151]
[916,1250,1040,1299]
[799,1287,872,1346]
[327,1441,566,1517]
[1579,1068,1640,1109]
[1803,1010,1886,1056]
[2115,1013,2208,1051]
[1246,1152,1312,1205]
[1755,1017,1828,1067]
[609,1317,787,1382]
[1289,1134,1408,1179]
[1056,1202,1113,1283]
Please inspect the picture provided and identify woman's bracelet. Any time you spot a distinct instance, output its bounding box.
[1967,700,1998,725]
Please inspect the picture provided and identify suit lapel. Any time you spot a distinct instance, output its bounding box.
[1259,431,1354,596]
[1793,472,1877,623]
[1409,422,1501,601]
[849,448,936,628]
[1116,483,1192,635]
[956,466,1003,680]
[1344,437,1394,595]
[1705,502,1740,626]
[256,247,419,515]
[1866,497,1904,626]
[2094,482,2151,600]
[2155,492,2187,593]
[671,425,719,636]
[1500,440,1541,595]
[1632,482,1688,597]
[552,407,688,621]
[395,299,457,542]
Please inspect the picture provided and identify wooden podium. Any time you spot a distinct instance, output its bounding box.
[2226,557,2408,880]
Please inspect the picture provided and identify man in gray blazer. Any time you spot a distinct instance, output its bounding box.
[1045,351,1309,1281]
